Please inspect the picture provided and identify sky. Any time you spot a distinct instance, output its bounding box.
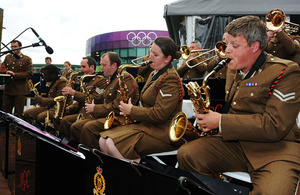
[0,0,175,65]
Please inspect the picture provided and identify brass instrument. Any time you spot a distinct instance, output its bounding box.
[31,81,41,97]
[185,41,227,68]
[76,74,96,121]
[104,64,143,130]
[179,45,210,61]
[54,71,79,120]
[266,9,299,35]
[44,108,52,128]
[169,58,230,142]
[30,81,41,107]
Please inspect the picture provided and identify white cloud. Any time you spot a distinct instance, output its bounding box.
[1,0,174,65]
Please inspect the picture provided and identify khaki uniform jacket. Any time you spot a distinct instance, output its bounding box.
[1,53,33,95]
[39,77,73,108]
[61,69,75,80]
[93,71,139,118]
[68,75,107,118]
[130,66,184,143]
[221,54,300,170]
[177,58,207,79]
[266,31,300,60]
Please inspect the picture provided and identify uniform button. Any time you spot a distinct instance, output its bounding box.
[273,51,276,53]
[226,91,229,94]
[271,58,274,61]
[237,86,239,89]
[250,93,254,96]
[233,102,236,105]
[12,67,14,69]
[274,44,277,46]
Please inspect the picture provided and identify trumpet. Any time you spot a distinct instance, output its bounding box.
[265,8,299,35]
[185,41,227,69]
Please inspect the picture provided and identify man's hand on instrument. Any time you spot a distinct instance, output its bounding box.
[195,110,221,132]
[62,86,75,96]
[85,99,95,113]
[119,98,133,116]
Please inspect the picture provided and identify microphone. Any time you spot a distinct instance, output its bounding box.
[213,58,231,72]
[31,28,54,54]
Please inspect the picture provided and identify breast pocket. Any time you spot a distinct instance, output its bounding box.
[234,85,269,113]
[104,88,118,103]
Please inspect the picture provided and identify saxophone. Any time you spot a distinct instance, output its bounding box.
[76,74,96,121]
[54,72,79,120]
[104,63,148,130]
[169,58,230,142]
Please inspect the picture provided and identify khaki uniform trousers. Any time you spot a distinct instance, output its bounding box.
[2,94,26,117]
[177,137,300,195]
[23,107,51,123]
[78,118,106,149]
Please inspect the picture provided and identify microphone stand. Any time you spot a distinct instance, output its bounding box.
[0,27,31,51]
[0,41,44,57]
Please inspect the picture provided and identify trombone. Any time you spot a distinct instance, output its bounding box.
[265,8,299,35]
[185,41,227,69]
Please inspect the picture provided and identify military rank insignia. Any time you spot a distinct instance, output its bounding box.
[93,166,106,195]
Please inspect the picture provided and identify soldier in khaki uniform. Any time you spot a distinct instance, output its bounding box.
[61,61,75,80]
[0,40,33,116]
[23,65,72,126]
[58,57,107,137]
[177,16,300,194]
[177,41,208,79]
[98,37,185,161]
[69,52,139,148]
[266,25,300,62]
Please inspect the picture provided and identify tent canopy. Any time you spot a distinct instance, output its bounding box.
[164,0,300,45]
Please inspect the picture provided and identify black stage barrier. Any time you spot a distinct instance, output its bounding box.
[0,111,86,194]
[0,110,15,179]
[79,145,250,195]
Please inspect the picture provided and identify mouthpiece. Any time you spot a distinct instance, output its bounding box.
[140,61,152,67]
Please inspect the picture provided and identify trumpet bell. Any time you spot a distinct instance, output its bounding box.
[265,9,286,31]
[180,45,191,60]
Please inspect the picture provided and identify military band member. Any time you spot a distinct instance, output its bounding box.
[61,61,73,78]
[266,23,300,62]
[23,65,72,127]
[177,41,208,79]
[70,52,139,148]
[98,37,185,161]
[58,57,107,137]
[0,40,33,117]
[177,16,300,194]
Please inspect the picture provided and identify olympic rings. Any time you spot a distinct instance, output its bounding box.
[126,31,157,46]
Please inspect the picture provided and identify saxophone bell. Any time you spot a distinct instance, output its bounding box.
[104,111,123,130]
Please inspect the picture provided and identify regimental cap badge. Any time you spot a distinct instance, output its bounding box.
[93,166,106,195]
